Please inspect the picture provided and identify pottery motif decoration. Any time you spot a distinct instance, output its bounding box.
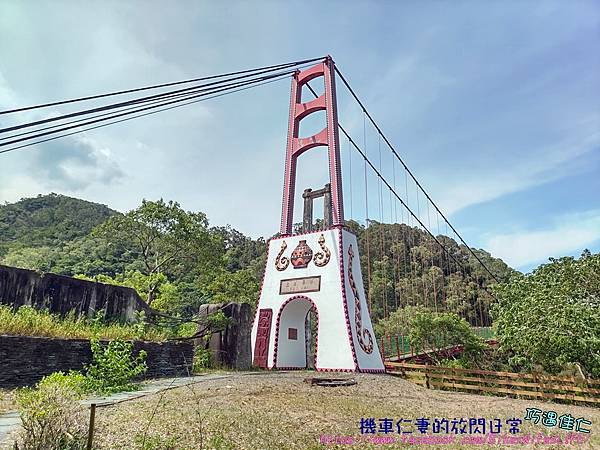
[291,240,313,269]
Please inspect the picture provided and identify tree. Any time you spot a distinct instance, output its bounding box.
[409,310,485,363]
[96,199,220,305]
[1,246,56,272]
[376,305,429,336]
[492,251,600,376]
[205,268,261,305]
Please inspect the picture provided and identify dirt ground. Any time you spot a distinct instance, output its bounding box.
[91,371,599,450]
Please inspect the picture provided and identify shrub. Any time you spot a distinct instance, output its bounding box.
[37,371,87,397]
[193,347,212,373]
[492,251,600,377]
[16,378,87,450]
[409,310,485,363]
[376,305,429,337]
[84,338,148,394]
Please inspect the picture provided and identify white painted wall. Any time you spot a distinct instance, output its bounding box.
[341,229,385,370]
[251,228,383,372]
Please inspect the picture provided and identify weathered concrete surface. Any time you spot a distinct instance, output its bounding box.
[0,335,194,388]
[0,264,151,322]
[198,302,252,370]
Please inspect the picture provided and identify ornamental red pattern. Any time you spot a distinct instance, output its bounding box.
[275,240,289,271]
[291,240,313,268]
[337,228,359,370]
[253,309,273,368]
[347,244,374,354]
[313,234,331,267]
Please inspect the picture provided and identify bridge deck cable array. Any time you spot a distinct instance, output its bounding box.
[0,56,500,328]
[304,76,498,328]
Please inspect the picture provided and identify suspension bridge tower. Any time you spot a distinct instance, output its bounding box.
[251,57,384,372]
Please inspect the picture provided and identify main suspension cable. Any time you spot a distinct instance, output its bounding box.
[0,74,290,155]
[0,70,295,148]
[0,56,324,115]
[0,64,306,135]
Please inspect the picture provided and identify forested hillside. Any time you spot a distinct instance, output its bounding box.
[0,193,115,256]
[0,194,513,325]
[346,220,515,325]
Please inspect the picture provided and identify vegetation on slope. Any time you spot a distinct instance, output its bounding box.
[346,220,515,325]
[0,194,511,327]
[0,193,116,258]
[0,305,169,341]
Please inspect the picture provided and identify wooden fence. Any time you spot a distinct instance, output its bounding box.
[385,361,600,406]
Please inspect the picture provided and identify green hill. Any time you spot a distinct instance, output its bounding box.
[0,193,515,325]
[0,193,117,256]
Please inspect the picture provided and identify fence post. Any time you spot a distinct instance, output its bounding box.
[425,366,430,389]
[87,403,96,450]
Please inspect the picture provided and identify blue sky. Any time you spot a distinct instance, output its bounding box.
[0,0,598,273]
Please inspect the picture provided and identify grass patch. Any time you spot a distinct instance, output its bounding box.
[0,305,169,341]
[91,372,600,450]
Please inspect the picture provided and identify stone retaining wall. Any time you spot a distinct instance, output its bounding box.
[0,335,194,387]
[0,264,151,322]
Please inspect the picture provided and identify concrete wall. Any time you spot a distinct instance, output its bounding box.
[198,302,252,370]
[0,335,194,388]
[0,264,151,322]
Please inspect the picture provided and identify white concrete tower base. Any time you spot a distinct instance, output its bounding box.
[251,227,385,373]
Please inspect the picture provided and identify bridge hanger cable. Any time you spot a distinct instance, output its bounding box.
[304,77,498,307]
[0,70,298,148]
[0,74,291,155]
[362,112,373,313]
[340,124,499,302]
[0,56,325,115]
[333,66,500,284]
[306,79,495,308]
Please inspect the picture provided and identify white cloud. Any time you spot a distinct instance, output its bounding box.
[0,174,45,203]
[483,210,600,269]
[26,135,124,191]
[435,128,600,216]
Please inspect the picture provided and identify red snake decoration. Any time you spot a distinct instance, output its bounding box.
[314,234,331,267]
[275,240,289,271]
[347,244,374,354]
